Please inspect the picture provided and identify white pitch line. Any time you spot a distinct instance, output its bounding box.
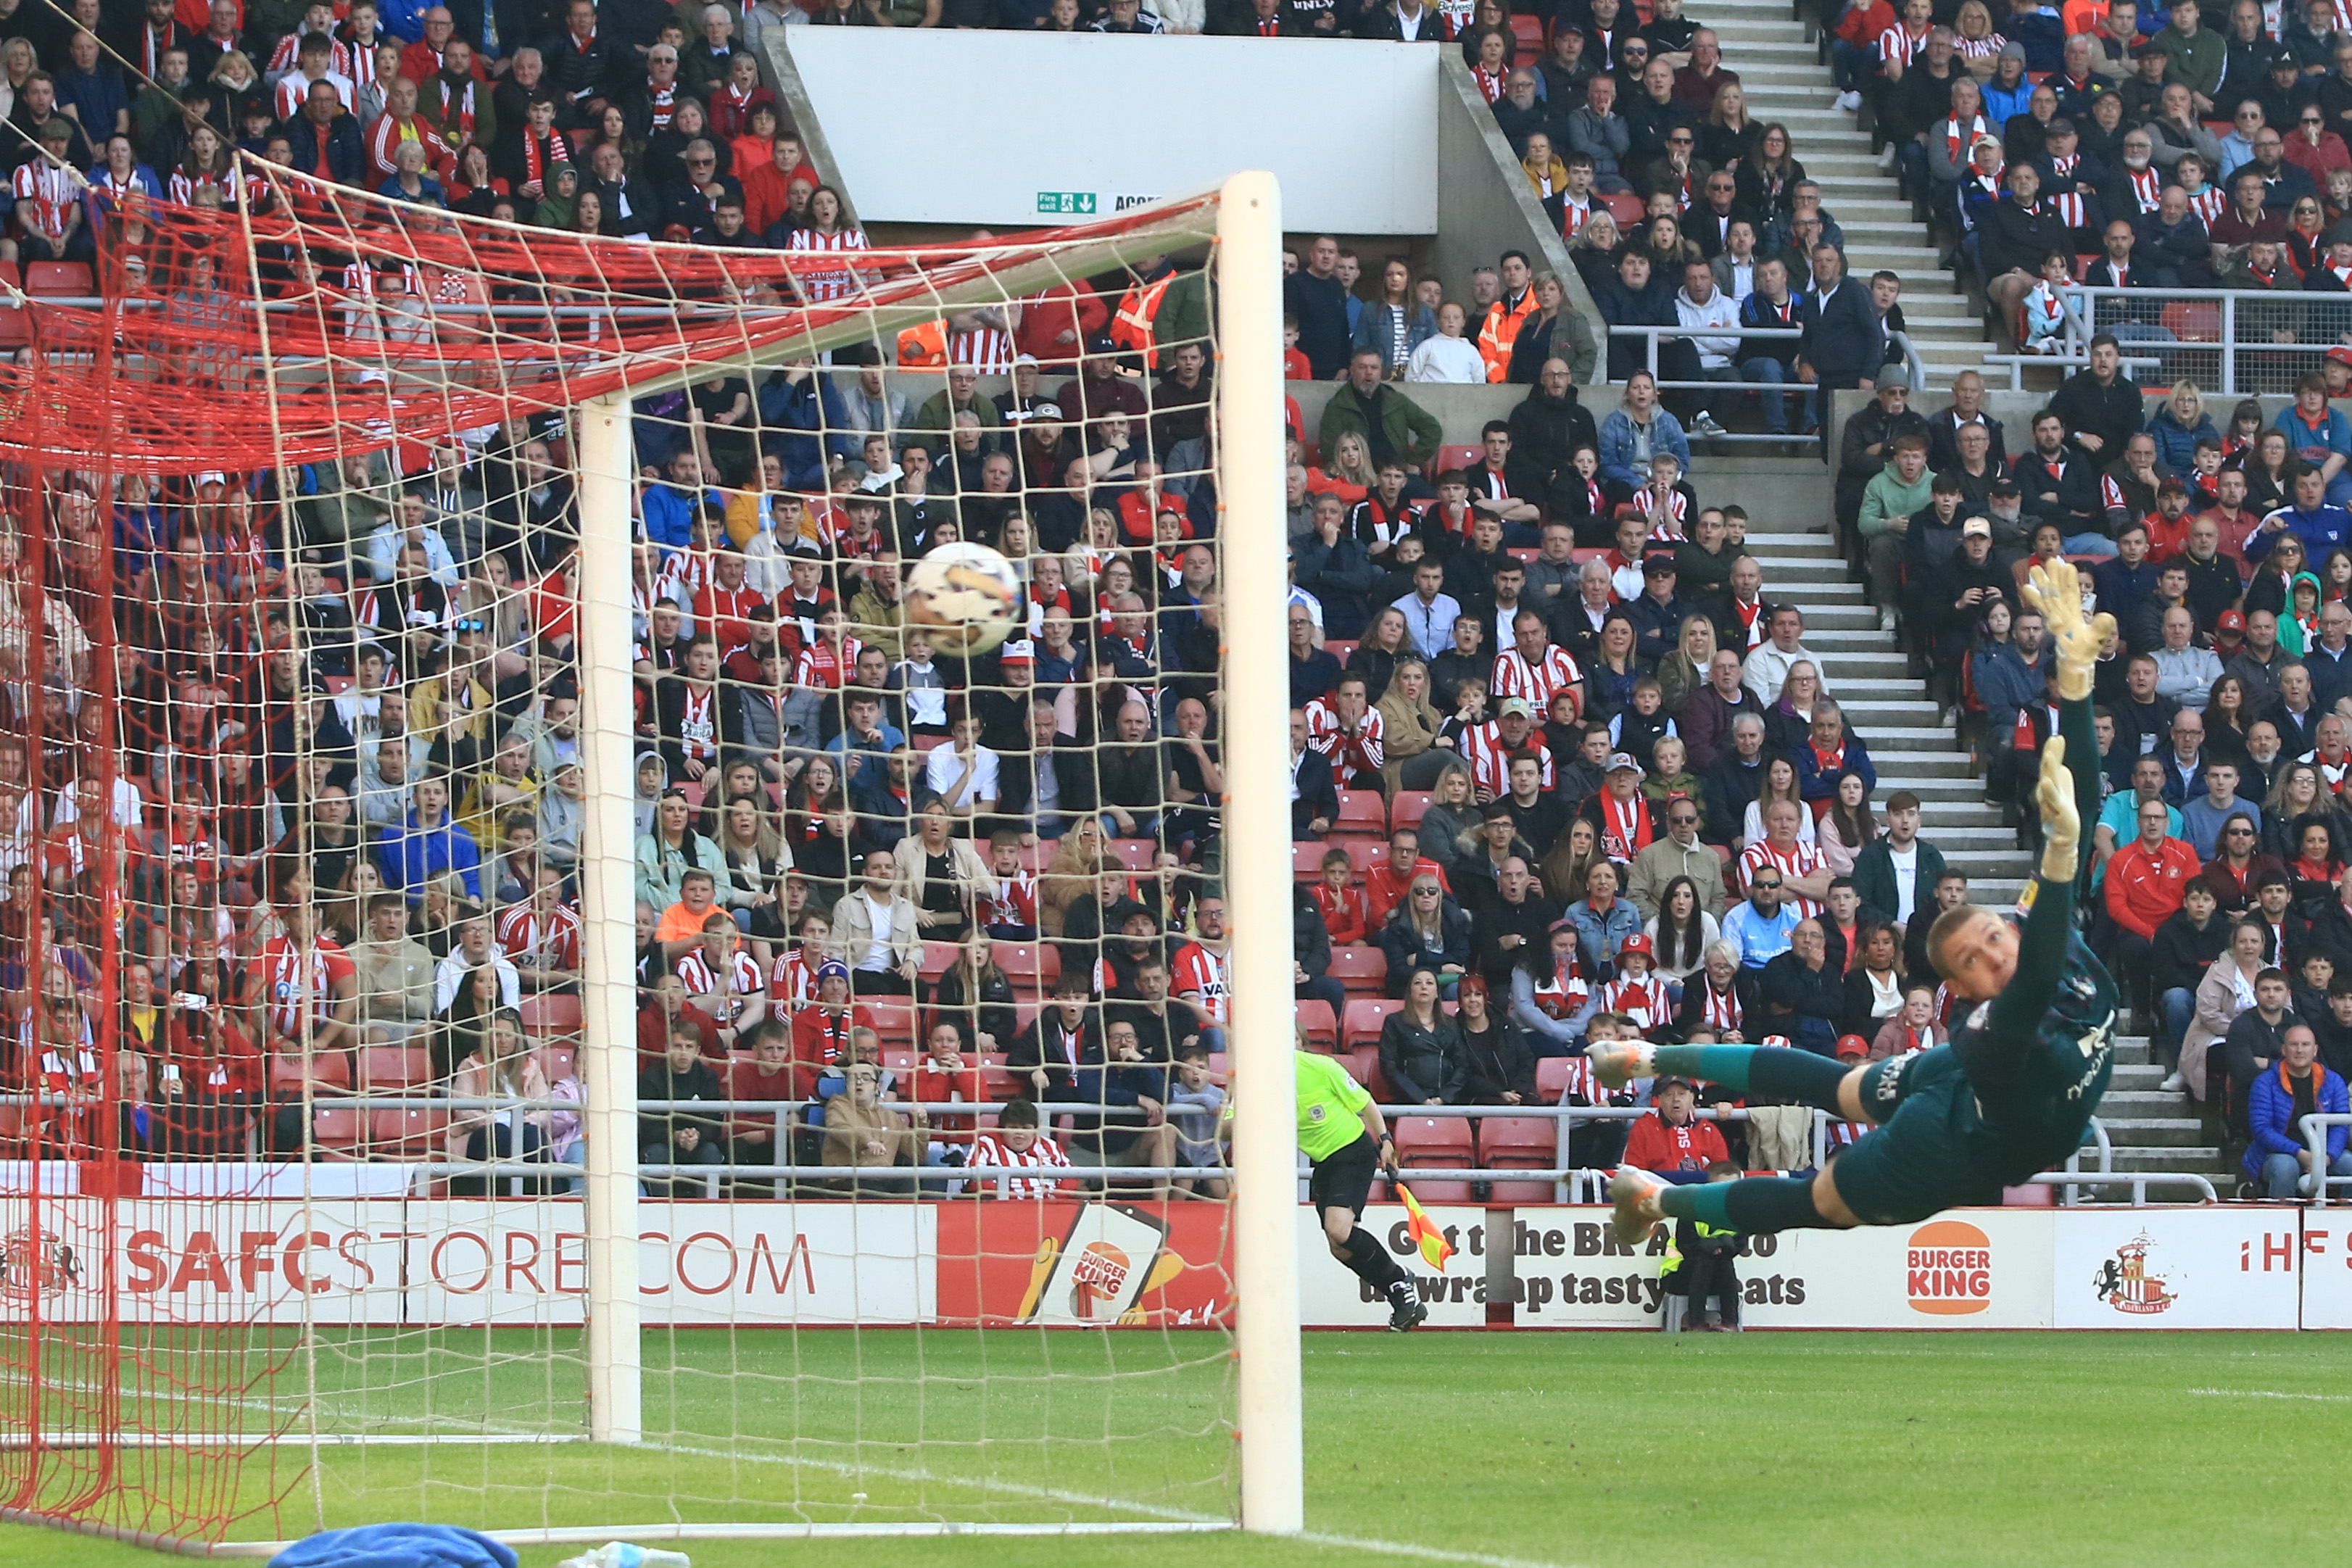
[2187,1387,2352,1403]
[1298,1533,1585,1568]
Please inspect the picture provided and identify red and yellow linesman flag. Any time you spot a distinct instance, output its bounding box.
[1394,1181,1454,1272]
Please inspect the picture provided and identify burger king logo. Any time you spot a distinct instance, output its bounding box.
[1906,1219,1992,1315]
[1067,1240,1132,1319]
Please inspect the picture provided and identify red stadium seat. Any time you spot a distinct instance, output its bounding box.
[312,1106,363,1158]
[24,262,93,297]
[993,942,1059,990]
[368,1106,450,1159]
[518,994,582,1039]
[1534,1057,1577,1102]
[1296,1000,1339,1050]
[1327,945,1386,998]
[534,1044,577,1087]
[2161,301,2220,341]
[1602,191,1647,226]
[1110,838,1159,871]
[1433,443,1482,478]
[1392,1114,1475,1202]
[1295,843,1332,881]
[0,306,28,350]
[1510,12,1545,50]
[1335,790,1386,837]
[360,1047,431,1090]
[1322,639,1358,663]
[269,1050,352,1095]
[1478,1116,1562,1203]
[1341,1046,1378,1087]
[1390,792,1432,831]
[1343,997,1402,1050]
[919,942,959,983]
[1341,839,1389,876]
[864,1001,916,1044]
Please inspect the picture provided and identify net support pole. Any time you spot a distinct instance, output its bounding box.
[1217,170,1305,1538]
[576,389,645,1446]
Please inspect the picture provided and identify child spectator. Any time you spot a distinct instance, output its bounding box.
[970,1098,1072,1198]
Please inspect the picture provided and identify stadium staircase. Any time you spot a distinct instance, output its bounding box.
[1702,0,2003,389]
[1736,458,2229,1190]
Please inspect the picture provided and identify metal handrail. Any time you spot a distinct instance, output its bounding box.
[2298,1112,2352,1204]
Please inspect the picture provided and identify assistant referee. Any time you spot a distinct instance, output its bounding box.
[1296,1046,1428,1332]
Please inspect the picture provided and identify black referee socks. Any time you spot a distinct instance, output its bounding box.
[1338,1227,1410,1287]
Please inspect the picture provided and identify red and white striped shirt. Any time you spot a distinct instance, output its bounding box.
[1597,973,1672,1031]
[2121,163,2162,213]
[1303,699,1384,787]
[676,947,765,1024]
[496,903,581,974]
[785,227,869,302]
[1877,19,1927,65]
[970,1131,1072,1198]
[1457,722,1552,799]
[2185,184,2225,225]
[1488,646,1583,715]
[980,868,1039,931]
[792,636,863,689]
[12,161,76,236]
[948,326,1016,374]
[770,947,819,1006]
[1739,838,1824,918]
[268,29,354,76]
[1170,941,1230,1023]
[248,934,355,1041]
[1691,977,1744,1035]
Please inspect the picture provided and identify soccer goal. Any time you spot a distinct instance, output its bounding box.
[0,165,1299,1554]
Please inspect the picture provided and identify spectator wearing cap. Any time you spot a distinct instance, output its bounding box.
[1578,751,1664,868]
[1624,554,1697,667]
[1622,1071,1729,1177]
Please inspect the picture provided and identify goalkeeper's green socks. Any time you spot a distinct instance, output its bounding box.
[1651,1043,1853,1108]
[1659,1174,1832,1233]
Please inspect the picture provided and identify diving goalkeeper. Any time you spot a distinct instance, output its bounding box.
[1606,559,2118,1242]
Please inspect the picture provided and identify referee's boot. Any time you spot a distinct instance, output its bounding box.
[1608,1164,1668,1246]
[1385,1279,1428,1332]
[1589,1040,1655,1091]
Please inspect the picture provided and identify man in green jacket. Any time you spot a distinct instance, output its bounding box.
[1320,349,1444,473]
[2157,0,2223,112]
[1857,434,1936,626]
[1850,789,1950,933]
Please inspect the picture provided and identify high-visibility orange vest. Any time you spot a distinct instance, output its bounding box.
[1109,275,1175,369]
[897,320,949,370]
[1475,289,1536,383]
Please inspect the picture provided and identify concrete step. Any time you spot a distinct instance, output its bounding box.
[2096,1117,2209,1147]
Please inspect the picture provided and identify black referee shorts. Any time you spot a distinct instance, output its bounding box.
[1307,1132,1380,1219]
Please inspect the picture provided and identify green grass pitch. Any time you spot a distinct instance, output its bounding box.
[1,1330,2343,1567]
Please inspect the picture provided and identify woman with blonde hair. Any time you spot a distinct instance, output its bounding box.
[1569,210,1623,292]
[1951,0,2005,73]
[1656,614,1719,715]
[1039,816,1118,937]
[1306,429,1378,502]
[1377,658,1448,792]
[2144,379,2218,470]
[1698,80,1759,172]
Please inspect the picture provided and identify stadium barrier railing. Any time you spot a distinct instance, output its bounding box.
[2298,1112,2352,1203]
[1982,283,2352,394]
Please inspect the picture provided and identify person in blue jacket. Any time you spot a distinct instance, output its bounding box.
[2275,373,2352,507]
[375,776,484,901]
[2248,465,2352,565]
[2245,1021,2352,1199]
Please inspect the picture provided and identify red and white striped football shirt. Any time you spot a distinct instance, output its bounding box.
[970,1131,1072,1198]
[676,947,765,1024]
[1597,974,1672,1031]
[1170,941,1230,1023]
[496,903,581,974]
[1303,699,1384,787]
[1456,722,1553,799]
[1488,647,1583,715]
[1739,839,1824,918]
[785,227,869,302]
